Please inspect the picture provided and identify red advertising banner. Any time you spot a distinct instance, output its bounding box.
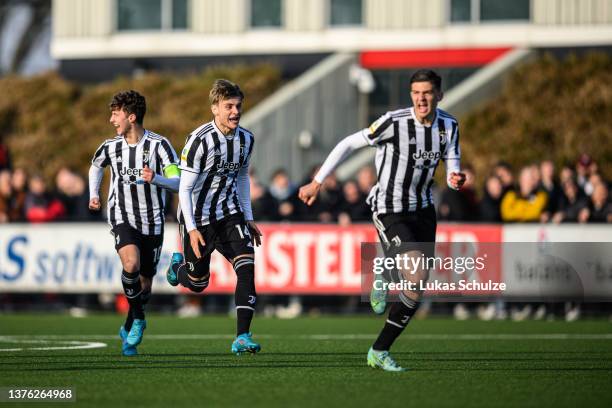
[202,223,503,295]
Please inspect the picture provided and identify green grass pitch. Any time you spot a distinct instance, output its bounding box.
[1,314,611,407]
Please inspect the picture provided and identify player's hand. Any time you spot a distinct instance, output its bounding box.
[142,165,155,183]
[298,180,322,206]
[188,229,206,259]
[448,172,466,190]
[247,221,262,247]
[89,197,101,211]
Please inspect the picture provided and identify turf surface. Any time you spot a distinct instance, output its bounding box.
[1,314,611,407]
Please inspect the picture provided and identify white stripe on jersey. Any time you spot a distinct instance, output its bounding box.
[179,121,254,226]
[91,130,178,235]
[364,107,461,213]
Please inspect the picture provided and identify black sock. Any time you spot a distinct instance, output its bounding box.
[177,262,209,293]
[121,270,144,320]
[372,297,420,351]
[234,257,256,336]
[124,309,134,331]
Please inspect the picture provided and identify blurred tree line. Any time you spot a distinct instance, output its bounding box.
[0,64,281,182]
[459,52,612,182]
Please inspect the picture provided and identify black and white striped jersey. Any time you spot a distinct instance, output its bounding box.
[178,120,254,227]
[91,130,178,235]
[364,107,461,214]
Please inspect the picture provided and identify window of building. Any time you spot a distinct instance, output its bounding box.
[117,0,188,31]
[330,0,362,26]
[250,0,282,28]
[449,0,530,23]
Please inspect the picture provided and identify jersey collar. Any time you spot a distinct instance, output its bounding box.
[410,107,438,128]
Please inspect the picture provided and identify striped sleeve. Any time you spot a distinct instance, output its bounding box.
[91,141,110,168]
[158,137,179,169]
[179,135,204,173]
[363,112,395,146]
[443,121,461,182]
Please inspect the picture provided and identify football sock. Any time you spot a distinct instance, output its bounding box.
[234,257,256,336]
[177,262,209,293]
[121,270,144,320]
[372,294,420,351]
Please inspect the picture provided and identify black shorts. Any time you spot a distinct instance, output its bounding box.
[182,213,254,266]
[373,205,437,258]
[111,223,164,278]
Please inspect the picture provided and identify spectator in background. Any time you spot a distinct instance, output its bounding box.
[311,170,344,223]
[501,166,548,222]
[356,166,376,197]
[438,166,479,221]
[552,178,588,223]
[575,153,597,191]
[10,167,27,221]
[250,171,278,221]
[494,161,514,196]
[24,174,66,223]
[559,164,575,185]
[269,168,302,221]
[56,167,98,221]
[0,170,12,222]
[338,179,371,226]
[579,182,612,223]
[539,160,563,222]
[480,175,503,222]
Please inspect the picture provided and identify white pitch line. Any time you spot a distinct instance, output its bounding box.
[1,334,611,341]
[0,338,107,352]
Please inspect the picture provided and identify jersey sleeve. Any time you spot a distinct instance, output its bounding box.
[157,138,179,171]
[362,112,395,146]
[179,135,206,173]
[442,121,461,188]
[91,141,110,168]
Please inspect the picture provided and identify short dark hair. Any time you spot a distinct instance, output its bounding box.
[209,79,244,105]
[109,90,146,124]
[410,69,442,92]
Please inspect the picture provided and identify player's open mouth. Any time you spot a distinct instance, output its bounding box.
[229,117,239,124]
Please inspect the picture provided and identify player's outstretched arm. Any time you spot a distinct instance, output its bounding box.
[88,164,104,211]
[143,164,180,192]
[298,130,368,206]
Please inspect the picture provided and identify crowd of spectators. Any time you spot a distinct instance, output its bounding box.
[1,149,610,225]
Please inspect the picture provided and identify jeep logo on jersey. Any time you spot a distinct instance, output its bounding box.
[216,160,241,173]
[412,150,442,160]
[119,167,144,177]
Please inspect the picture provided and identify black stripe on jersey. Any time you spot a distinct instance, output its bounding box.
[384,121,400,211]
[230,131,246,211]
[194,132,221,223]
[128,146,143,231]
[374,145,388,214]
[198,137,208,173]
[415,125,433,209]
[186,137,202,169]
[154,142,165,227]
[451,122,459,156]
[93,143,111,167]
[211,136,234,221]
[114,141,128,226]
[368,117,393,140]
[401,119,417,209]
[426,118,447,204]
[142,139,155,233]
[158,138,176,165]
